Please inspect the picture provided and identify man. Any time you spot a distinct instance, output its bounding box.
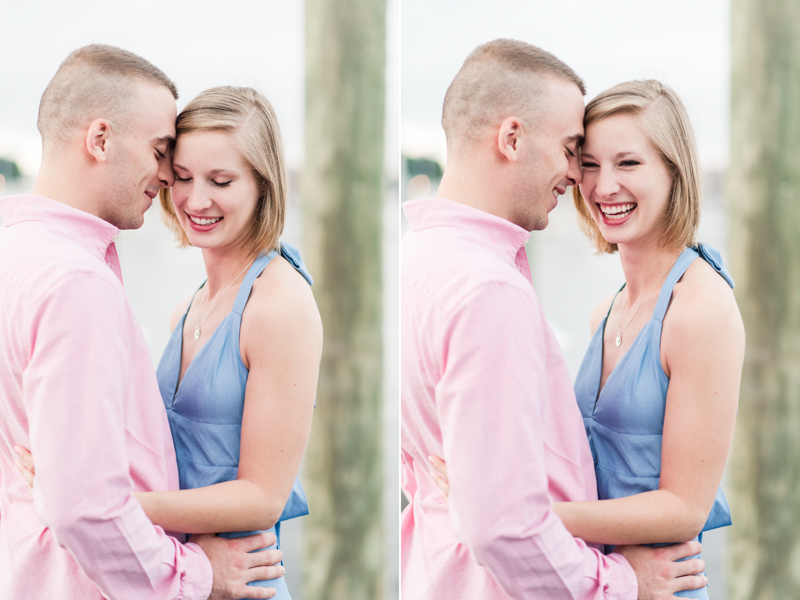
[401,39,707,599]
[0,45,281,600]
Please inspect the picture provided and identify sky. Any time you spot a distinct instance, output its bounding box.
[0,0,399,178]
[402,0,730,170]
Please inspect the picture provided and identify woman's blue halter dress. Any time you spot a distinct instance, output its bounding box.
[157,244,313,600]
[573,244,734,600]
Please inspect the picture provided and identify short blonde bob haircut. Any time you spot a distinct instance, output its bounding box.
[160,86,287,257]
[572,80,701,254]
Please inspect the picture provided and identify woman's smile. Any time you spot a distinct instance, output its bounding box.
[185,211,224,230]
[597,202,637,224]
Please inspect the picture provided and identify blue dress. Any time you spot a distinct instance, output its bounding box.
[156,244,313,600]
[573,245,733,600]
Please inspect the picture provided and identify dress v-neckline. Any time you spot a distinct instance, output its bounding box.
[594,311,655,407]
[173,306,233,400]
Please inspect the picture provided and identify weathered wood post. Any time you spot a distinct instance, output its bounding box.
[302,0,387,598]
[728,1,800,598]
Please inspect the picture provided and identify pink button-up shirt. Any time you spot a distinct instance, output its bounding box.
[401,198,637,600]
[0,195,212,599]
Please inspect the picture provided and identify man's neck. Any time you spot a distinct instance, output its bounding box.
[437,159,516,225]
[31,162,104,221]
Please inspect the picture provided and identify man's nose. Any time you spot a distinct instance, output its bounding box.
[158,158,175,188]
[567,154,582,186]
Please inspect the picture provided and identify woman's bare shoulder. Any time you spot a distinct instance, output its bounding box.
[169,294,194,332]
[589,293,617,336]
[243,255,323,344]
[665,258,744,352]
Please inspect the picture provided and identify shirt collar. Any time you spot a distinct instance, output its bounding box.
[0,194,120,261]
[403,197,531,258]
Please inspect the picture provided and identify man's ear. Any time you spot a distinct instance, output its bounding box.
[496,116,524,162]
[85,119,113,163]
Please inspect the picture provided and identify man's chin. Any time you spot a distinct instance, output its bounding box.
[530,214,549,231]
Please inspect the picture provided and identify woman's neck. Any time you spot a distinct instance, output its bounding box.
[617,240,686,303]
[201,246,258,300]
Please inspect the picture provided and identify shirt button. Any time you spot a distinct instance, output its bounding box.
[112,234,119,241]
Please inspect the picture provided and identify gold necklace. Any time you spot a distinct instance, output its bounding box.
[194,257,255,341]
[615,250,683,347]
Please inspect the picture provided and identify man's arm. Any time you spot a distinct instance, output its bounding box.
[22,271,275,600]
[435,281,637,600]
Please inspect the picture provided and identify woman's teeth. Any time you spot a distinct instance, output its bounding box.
[189,215,222,225]
[600,203,635,220]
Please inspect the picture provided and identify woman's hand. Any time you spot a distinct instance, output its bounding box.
[428,455,450,503]
[14,445,35,493]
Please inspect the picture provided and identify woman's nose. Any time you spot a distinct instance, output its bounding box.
[594,167,620,198]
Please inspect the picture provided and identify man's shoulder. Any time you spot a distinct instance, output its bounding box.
[402,227,532,305]
[0,225,119,304]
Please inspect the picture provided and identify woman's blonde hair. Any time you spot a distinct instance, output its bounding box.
[572,80,701,254]
[160,86,287,256]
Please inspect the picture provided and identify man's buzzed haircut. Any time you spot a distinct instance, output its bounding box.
[37,44,178,147]
[442,39,585,147]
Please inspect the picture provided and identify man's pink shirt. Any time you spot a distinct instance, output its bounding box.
[401,198,637,600]
[0,195,212,599]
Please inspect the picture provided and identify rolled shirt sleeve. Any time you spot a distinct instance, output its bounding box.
[437,281,636,600]
[23,270,212,600]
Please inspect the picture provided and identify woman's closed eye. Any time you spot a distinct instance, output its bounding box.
[620,159,641,167]
[213,180,233,188]
[174,174,192,183]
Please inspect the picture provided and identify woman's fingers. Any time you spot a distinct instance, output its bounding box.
[428,455,450,500]
[429,469,450,499]
[14,445,34,472]
[428,454,448,479]
[15,460,35,492]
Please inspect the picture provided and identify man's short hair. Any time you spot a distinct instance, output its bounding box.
[37,44,178,146]
[442,39,585,147]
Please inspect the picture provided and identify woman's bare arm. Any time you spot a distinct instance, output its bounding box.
[554,264,743,545]
[137,259,322,533]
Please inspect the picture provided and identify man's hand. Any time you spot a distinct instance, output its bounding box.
[616,541,707,600]
[193,532,285,600]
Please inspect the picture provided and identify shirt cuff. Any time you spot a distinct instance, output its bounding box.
[606,551,639,600]
[180,541,214,600]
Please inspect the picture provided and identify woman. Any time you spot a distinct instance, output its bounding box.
[430,80,743,599]
[18,86,322,599]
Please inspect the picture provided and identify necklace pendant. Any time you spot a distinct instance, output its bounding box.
[615,333,622,347]
[194,325,201,341]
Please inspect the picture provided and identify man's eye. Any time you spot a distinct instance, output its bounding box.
[156,150,167,159]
